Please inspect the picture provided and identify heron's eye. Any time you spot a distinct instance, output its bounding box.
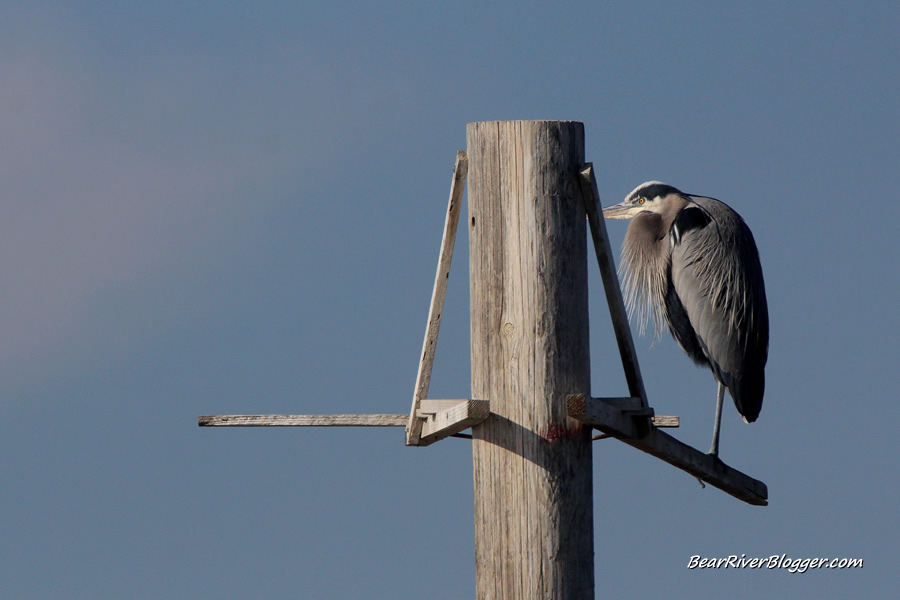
[637,197,646,205]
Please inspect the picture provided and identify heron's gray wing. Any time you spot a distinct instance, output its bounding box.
[669,197,768,421]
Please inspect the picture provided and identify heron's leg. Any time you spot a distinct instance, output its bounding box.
[708,382,725,456]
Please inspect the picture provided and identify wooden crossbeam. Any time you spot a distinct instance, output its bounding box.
[578,164,649,409]
[407,151,468,446]
[649,415,680,428]
[418,399,489,446]
[567,394,767,506]
[599,396,654,417]
[199,399,489,445]
[198,401,676,431]
[595,397,680,426]
[199,414,407,427]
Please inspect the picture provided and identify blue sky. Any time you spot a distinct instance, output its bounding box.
[1,2,897,598]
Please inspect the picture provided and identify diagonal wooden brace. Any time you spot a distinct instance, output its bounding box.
[567,394,767,506]
[407,151,468,445]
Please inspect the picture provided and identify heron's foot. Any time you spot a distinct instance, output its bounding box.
[696,477,706,489]
[705,450,724,466]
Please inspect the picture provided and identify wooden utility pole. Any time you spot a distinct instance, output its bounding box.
[468,121,594,600]
[199,119,768,600]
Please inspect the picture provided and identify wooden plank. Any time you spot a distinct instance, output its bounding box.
[598,396,653,415]
[578,164,648,409]
[597,396,642,409]
[651,415,680,428]
[199,414,407,427]
[407,151,468,446]
[593,415,679,433]
[417,399,470,414]
[567,394,768,506]
[198,400,489,443]
[590,397,677,426]
[468,121,594,599]
[418,399,490,446]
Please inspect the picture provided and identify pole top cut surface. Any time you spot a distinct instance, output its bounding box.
[466,121,585,147]
[468,119,584,125]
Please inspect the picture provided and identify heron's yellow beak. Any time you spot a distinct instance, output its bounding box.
[602,202,639,219]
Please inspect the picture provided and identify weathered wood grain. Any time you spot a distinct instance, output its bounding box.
[407,151,468,446]
[468,121,594,600]
[419,399,490,446]
[651,415,680,428]
[579,164,649,408]
[198,414,407,427]
[567,394,768,506]
[198,400,488,443]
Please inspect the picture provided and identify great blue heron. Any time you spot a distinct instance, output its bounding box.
[603,181,768,457]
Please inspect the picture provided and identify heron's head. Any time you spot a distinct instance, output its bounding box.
[603,181,686,219]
